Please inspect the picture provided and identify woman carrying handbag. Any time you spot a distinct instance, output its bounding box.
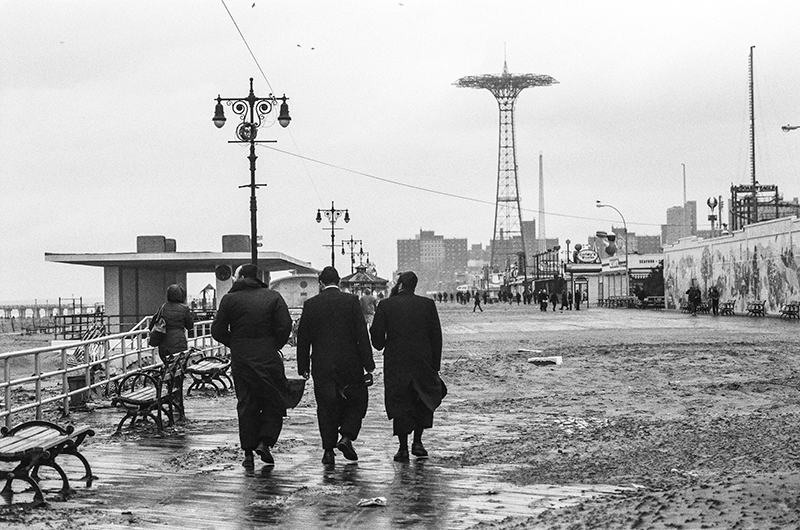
[149,284,194,365]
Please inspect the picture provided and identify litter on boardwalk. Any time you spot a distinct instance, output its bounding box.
[518,348,543,353]
[527,356,563,365]
[357,497,388,507]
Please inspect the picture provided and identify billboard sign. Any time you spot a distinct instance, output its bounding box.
[577,249,599,263]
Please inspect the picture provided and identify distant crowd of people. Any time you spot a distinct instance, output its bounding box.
[428,287,588,313]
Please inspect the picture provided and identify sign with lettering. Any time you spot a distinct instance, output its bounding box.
[577,249,599,263]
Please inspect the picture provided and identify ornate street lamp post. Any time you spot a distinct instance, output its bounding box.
[596,201,629,295]
[341,236,363,274]
[551,245,561,278]
[316,202,349,268]
[212,78,291,266]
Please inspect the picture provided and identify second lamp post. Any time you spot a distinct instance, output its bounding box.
[316,202,349,268]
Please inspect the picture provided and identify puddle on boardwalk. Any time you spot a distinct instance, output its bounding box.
[60,399,626,529]
[20,363,627,529]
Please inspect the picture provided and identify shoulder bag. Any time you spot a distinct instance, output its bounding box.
[148,304,167,347]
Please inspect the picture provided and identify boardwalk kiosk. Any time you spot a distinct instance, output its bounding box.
[45,235,316,333]
[340,265,389,297]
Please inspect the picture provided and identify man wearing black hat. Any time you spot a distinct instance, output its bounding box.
[211,263,293,468]
[296,266,375,465]
[370,271,445,461]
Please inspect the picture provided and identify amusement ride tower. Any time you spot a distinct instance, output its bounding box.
[455,61,557,271]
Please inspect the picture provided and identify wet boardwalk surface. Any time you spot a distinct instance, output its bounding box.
[10,307,790,528]
[9,355,623,528]
[23,380,622,529]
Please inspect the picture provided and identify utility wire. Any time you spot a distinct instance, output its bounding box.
[219,0,274,94]
[219,0,323,205]
[221,0,708,232]
[259,144,690,229]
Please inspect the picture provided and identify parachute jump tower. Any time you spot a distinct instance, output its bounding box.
[455,61,557,271]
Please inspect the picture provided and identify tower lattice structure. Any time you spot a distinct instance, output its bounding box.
[455,61,557,271]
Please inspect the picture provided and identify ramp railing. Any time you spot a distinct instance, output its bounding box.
[0,319,225,427]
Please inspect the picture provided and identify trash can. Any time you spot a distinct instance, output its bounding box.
[67,374,91,406]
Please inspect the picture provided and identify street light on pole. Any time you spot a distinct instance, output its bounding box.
[341,236,363,274]
[316,202,349,268]
[212,78,291,266]
[596,200,629,295]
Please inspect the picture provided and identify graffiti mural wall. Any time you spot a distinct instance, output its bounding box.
[664,216,800,313]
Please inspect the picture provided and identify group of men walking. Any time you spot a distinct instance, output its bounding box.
[211,265,445,467]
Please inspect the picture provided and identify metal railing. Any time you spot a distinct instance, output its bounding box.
[0,319,226,427]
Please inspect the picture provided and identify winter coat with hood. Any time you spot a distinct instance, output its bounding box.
[151,284,194,364]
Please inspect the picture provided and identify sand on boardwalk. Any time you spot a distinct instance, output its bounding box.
[2,305,800,529]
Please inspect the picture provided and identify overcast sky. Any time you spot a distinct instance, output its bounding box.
[2,1,800,303]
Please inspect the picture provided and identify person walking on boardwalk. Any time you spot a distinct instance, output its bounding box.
[538,289,548,311]
[686,281,702,317]
[150,283,194,366]
[211,264,293,468]
[296,267,375,465]
[370,271,446,462]
[360,289,378,328]
[709,285,720,316]
[574,287,582,311]
[473,291,483,312]
[549,291,559,312]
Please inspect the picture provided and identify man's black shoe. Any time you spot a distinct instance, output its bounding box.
[411,442,428,458]
[336,436,358,461]
[393,448,410,462]
[255,442,274,465]
[322,449,335,465]
[242,452,254,468]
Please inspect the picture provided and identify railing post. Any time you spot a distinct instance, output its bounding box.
[3,359,10,428]
[62,347,70,416]
[34,352,42,420]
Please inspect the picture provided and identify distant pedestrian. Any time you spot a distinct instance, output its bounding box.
[686,282,702,316]
[360,289,378,328]
[575,288,582,311]
[549,291,559,312]
[514,292,521,305]
[539,289,548,311]
[709,285,720,316]
[560,289,569,310]
[473,291,483,312]
[567,290,573,310]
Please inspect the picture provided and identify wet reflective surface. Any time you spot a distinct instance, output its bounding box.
[15,366,622,529]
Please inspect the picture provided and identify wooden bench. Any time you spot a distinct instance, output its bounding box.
[697,302,711,314]
[646,296,665,309]
[111,349,190,433]
[0,420,95,505]
[720,300,736,316]
[780,303,800,319]
[746,300,766,317]
[186,355,232,396]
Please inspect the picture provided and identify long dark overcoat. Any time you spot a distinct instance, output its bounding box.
[369,291,444,420]
[211,279,293,412]
[296,287,375,446]
[296,287,375,391]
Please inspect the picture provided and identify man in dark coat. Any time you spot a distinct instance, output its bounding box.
[211,264,293,468]
[296,267,375,465]
[370,271,444,462]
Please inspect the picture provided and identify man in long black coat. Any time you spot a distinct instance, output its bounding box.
[370,271,445,462]
[296,267,375,465]
[211,264,293,468]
